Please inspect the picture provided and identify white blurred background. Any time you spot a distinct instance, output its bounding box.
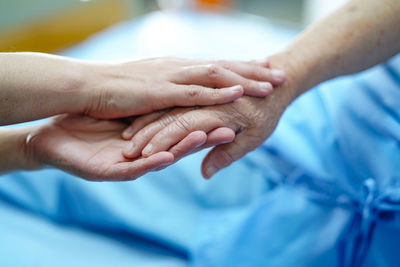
[0,0,349,52]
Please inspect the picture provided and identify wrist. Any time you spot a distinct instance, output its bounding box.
[60,59,93,115]
[268,50,317,100]
[263,53,306,112]
[77,61,121,118]
[0,126,42,173]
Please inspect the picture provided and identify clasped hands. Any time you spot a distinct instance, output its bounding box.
[26,56,295,181]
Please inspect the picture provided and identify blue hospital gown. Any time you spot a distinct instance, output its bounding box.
[191,54,400,267]
[0,12,399,267]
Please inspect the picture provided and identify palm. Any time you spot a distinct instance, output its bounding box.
[27,115,173,181]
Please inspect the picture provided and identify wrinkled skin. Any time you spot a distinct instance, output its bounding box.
[122,82,294,178]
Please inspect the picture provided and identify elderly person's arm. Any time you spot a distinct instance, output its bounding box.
[123,0,400,178]
[0,53,286,125]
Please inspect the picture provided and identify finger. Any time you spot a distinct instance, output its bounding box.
[141,111,230,158]
[188,58,271,69]
[173,65,273,97]
[122,108,195,159]
[161,83,244,107]
[201,135,255,179]
[248,57,270,68]
[204,127,236,147]
[153,131,208,171]
[168,130,207,158]
[216,59,286,85]
[178,57,270,68]
[110,151,174,181]
[122,110,167,140]
[169,127,234,161]
[181,58,285,84]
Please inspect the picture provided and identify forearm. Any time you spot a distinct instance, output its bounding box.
[0,126,41,173]
[271,0,400,98]
[0,52,90,125]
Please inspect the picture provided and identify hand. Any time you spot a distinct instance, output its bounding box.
[83,57,286,119]
[0,54,283,125]
[24,115,212,181]
[121,54,301,178]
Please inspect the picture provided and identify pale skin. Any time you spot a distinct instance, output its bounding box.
[123,0,400,178]
[0,54,286,180]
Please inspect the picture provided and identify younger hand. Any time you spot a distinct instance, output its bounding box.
[25,115,209,181]
[83,57,286,119]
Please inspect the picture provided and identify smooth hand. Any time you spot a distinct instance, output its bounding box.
[84,57,286,119]
[25,115,210,181]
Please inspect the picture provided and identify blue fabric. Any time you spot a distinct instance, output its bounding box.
[192,55,400,267]
[1,11,400,267]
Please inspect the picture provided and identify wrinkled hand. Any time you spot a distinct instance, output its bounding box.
[122,95,291,178]
[84,57,286,119]
[121,55,299,178]
[24,115,212,181]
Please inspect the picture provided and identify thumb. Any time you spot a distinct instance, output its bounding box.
[201,135,255,179]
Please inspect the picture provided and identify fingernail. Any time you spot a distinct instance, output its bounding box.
[259,82,273,93]
[230,85,243,93]
[142,144,153,156]
[122,127,134,139]
[205,165,218,178]
[123,141,135,155]
[271,69,286,82]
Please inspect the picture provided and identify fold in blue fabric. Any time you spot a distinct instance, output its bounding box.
[192,55,400,267]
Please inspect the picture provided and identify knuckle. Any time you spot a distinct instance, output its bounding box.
[246,80,259,90]
[186,85,201,98]
[132,129,151,144]
[159,115,176,127]
[218,149,235,166]
[230,98,258,125]
[253,67,265,78]
[242,80,255,90]
[207,64,222,79]
[175,115,194,132]
[171,145,186,158]
[211,89,221,99]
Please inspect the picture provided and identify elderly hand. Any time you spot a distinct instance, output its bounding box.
[121,54,302,178]
[24,115,221,181]
[83,57,286,119]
